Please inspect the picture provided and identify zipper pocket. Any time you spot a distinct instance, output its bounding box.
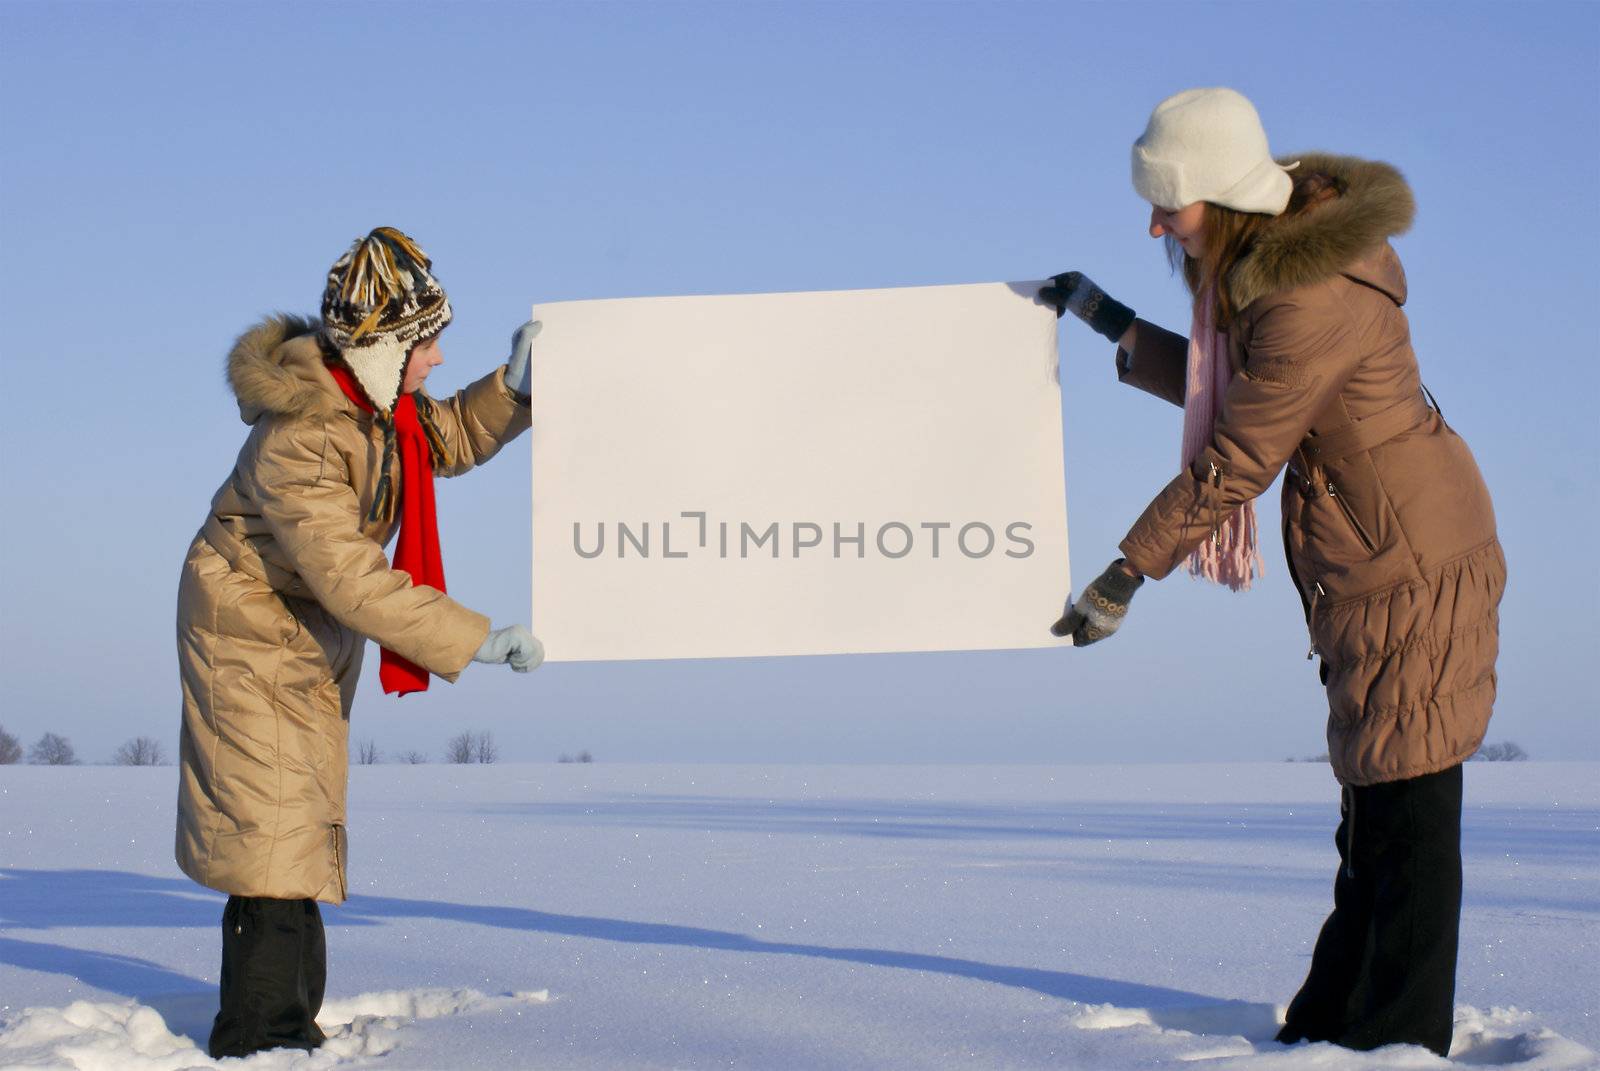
[1326,482,1377,555]
[1305,581,1325,661]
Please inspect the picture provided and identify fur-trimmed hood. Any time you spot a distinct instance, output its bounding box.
[226,314,351,425]
[1228,153,1415,311]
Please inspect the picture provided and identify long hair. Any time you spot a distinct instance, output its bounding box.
[1167,169,1345,327]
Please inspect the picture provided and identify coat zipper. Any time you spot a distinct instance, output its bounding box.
[1326,481,1377,555]
[1305,581,1325,661]
[1207,461,1226,545]
[1344,786,1357,880]
[332,823,347,900]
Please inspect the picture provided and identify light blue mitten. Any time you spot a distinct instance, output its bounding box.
[473,624,545,672]
[504,319,541,399]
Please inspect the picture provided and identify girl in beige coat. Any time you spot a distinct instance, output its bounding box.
[1044,90,1503,1058]
[175,227,543,1058]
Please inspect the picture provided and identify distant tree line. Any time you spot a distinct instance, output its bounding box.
[0,725,20,764]
[446,731,499,764]
[0,725,497,767]
[1288,741,1529,763]
[344,734,597,765]
[113,737,167,766]
[1470,741,1529,762]
[2,723,597,768]
[0,727,168,766]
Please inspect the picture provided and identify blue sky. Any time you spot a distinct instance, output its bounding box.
[1,1,1595,764]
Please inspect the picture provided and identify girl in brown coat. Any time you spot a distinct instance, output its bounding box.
[175,227,544,1058]
[1043,89,1504,1057]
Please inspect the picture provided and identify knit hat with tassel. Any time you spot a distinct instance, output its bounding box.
[320,226,453,415]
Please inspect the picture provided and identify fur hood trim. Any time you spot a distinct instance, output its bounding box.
[1228,153,1415,311]
[227,314,346,425]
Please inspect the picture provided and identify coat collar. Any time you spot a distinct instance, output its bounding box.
[1227,153,1415,312]
[226,315,352,425]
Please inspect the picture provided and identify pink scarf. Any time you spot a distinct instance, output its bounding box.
[1181,286,1265,591]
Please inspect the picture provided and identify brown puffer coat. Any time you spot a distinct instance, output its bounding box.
[1115,154,1504,787]
[176,314,531,903]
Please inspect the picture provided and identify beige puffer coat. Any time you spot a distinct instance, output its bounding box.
[176,314,531,903]
[1115,154,1504,787]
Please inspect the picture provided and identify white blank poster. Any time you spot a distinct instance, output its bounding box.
[529,281,1070,662]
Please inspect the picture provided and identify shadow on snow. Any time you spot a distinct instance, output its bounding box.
[1,866,1254,1031]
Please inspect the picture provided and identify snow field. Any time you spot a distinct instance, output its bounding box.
[1,763,1595,1069]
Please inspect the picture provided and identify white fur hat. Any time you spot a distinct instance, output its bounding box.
[1131,88,1297,215]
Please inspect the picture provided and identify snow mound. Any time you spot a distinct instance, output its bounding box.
[1061,1001,1598,1069]
[1067,999,1281,1039]
[318,986,549,1024]
[1449,1006,1600,1070]
[0,988,550,1070]
[0,1001,201,1071]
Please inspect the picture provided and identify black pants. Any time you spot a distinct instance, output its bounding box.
[209,895,328,1059]
[1278,763,1463,1057]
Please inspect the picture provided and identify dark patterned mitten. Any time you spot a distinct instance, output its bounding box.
[1051,560,1144,646]
[1038,272,1137,344]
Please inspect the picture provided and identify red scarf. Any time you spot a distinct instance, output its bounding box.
[326,362,445,696]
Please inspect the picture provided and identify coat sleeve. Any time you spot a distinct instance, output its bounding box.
[423,365,532,479]
[1115,318,1189,408]
[240,416,489,680]
[1118,283,1364,580]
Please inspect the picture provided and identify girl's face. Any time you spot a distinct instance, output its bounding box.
[1149,202,1207,257]
[402,334,444,394]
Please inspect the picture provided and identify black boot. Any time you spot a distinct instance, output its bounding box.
[209,895,328,1059]
[1279,764,1463,1057]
